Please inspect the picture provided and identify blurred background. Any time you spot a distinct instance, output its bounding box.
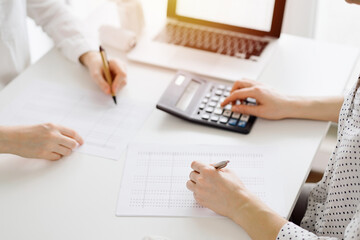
[27,0,360,181]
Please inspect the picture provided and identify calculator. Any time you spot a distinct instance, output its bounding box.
[156,71,256,134]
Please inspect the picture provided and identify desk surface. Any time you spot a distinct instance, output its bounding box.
[0,2,359,239]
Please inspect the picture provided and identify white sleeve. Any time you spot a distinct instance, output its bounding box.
[26,0,98,62]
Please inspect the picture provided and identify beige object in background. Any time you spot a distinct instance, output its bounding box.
[111,0,145,36]
[99,25,137,51]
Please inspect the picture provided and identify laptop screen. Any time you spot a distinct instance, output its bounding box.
[175,0,276,32]
[168,0,286,38]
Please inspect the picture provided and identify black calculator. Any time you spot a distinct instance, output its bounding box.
[156,71,256,134]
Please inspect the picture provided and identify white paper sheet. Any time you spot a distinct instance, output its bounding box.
[117,144,286,217]
[0,81,153,160]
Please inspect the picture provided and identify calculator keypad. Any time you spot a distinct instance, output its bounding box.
[197,84,256,129]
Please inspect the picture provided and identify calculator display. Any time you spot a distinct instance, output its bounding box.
[175,80,201,111]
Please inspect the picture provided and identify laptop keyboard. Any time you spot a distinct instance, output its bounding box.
[155,22,269,61]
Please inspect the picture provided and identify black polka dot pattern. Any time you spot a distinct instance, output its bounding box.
[277,79,360,240]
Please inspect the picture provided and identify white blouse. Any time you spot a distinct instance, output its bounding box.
[277,78,360,239]
[0,0,97,89]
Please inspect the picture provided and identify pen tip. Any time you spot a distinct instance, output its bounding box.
[99,45,103,52]
[113,96,117,105]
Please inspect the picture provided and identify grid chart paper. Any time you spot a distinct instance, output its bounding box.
[0,81,153,160]
[117,144,285,217]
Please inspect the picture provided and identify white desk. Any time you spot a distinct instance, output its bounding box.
[0,2,359,239]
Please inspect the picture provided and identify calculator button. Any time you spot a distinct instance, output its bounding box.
[214,108,223,115]
[202,98,209,103]
[228,118,238,126]
[246,97,257,105]
[224,104,232,110]
[232,112,241,119]
[223,110,232,117]
[205,107,214,113]
[215,90,223,96]
[205,93,211,98]
[217,85,225,90]
[223,91,230,97]
[208,101,217,107]
[211,115,219,122]
[199,104,205,110]
[202,114,210,120]
[220,97,226,103]
[237,121,247,128]
[226,86,232,91]
[211,96,220,102]
[240,114,250,122]
[219,117,228,124]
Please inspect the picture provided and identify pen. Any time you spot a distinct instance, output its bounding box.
[213,160,230,170]
[99,45,117,105]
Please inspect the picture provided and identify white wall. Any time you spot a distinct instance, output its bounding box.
[282,0,318,38]
[316,0,360,48]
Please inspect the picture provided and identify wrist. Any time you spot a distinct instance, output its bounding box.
[79,51,99,68]
[230,190,287,240]
[0,126,15,154]
[282,96,306,119]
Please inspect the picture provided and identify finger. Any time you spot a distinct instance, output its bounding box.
[46,152,62,161]
[191,161,208,173]
[221,88,258,107]
[189,171,200,183]
[59,136,79,149]
[53,145,73,157]
[232,104,260,116]
[109,60,127,93]
[92,70,111,95]
[112,75,127,93]
[57,126,84,145]
[109,60,127,79]
[231,79,255,93]
[186,180,196,192]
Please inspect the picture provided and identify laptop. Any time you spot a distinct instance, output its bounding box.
[128,0,287,81]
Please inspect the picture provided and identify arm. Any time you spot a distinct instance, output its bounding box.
[27,0,127,94]
[221,79,343,123]
[186,162,358,240]
[186,161,287,240]
[0,123,83,161]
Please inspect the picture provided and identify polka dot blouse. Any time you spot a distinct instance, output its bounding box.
[277,79,360,240]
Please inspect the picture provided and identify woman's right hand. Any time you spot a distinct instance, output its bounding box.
[221,79,293,120]
[0,123,83,161]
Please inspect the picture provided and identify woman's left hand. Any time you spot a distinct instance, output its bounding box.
[80,51,127,95]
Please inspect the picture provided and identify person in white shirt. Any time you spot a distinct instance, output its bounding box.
[0,0,127,161]
[186,0,360,239]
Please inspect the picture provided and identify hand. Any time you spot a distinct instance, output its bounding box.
[221,79,292,120]
[0,123,84,161]
[80,51,127,95]
[186,161,288,240]
[186,161,249,219]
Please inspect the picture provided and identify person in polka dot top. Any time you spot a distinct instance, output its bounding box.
[186,1,360,238]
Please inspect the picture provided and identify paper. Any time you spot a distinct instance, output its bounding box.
[0,81,153,160]
[116,144,285,217]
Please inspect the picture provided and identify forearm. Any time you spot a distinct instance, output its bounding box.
[231,192,287,240]
[0,126,14,154]
[285,96,344,122]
